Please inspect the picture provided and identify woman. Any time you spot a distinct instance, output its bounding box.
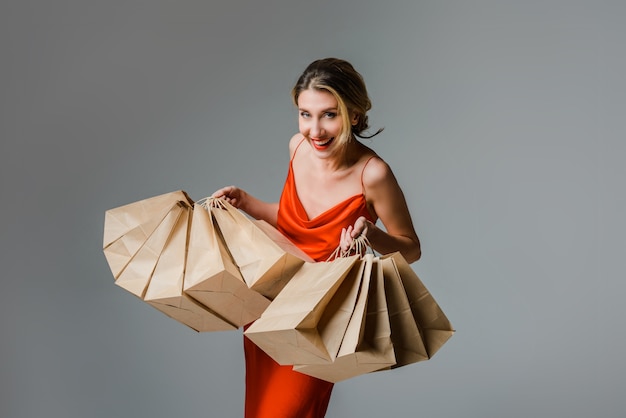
[213,58,421,418]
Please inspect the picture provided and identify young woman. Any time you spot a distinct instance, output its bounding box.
[213,58,421,418]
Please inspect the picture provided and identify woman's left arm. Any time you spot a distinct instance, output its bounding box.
[343,157,421,263]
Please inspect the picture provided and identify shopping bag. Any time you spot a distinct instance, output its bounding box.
[243,255,360,365]
[103,190,192,279]
[114,201,188,297]
[143,204,236,332]
[208,197,313,299]
[381,253,454,368]
[184,202,270,327]
[293,254,396,382]
[385,252,455,360]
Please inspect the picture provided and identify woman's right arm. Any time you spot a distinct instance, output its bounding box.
[212,134,300,227]
[211,186,279,227]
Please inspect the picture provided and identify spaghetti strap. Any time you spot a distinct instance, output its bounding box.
[360,155,377,189]
[292,137,307,161]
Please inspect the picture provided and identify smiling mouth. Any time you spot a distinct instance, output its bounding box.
[311,137,334,150]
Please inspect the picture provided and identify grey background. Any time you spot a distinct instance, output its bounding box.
[1,1,625,417]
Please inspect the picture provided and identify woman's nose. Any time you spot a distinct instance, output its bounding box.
[309,120,323,137]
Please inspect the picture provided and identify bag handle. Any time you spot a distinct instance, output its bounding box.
[326,235,373,262]
[196,196,227,210]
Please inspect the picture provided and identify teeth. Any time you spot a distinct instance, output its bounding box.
[314,138,332,146]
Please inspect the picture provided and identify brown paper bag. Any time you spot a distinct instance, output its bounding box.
[293,254,396,382]
[103,190,192,279]
[143,205,236,332]
[243,255,360,365]
[387,252,455,359]
[184,203,270,327]
[114,202,188,297]
[381,253,454,368]
[209,198,312,299]
[380,253,428,367]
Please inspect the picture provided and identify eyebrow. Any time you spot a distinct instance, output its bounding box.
[298,107,339,113]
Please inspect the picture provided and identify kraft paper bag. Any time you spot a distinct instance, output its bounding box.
[293,254,396,382]
[114,202,188,298]
[380,253,454,369]
[243,255,360,365]
[143,205,236,332]
[386,252,455,360]
[103,190,192,279]
[184,203,270,327]
[381,253,428,367]
[208,198,312,299]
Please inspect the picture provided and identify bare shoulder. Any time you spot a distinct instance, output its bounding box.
[288,133,304,158]
[362,155,397,189]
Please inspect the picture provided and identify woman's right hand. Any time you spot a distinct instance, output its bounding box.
[211,186,279,226]
[211,185,246,209]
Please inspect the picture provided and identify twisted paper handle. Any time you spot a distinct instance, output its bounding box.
[196,196,228,210]
[326,235,373,262]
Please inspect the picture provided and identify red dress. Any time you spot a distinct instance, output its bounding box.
[244,140,376,418]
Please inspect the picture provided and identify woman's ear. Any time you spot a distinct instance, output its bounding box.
[350,112,359,126]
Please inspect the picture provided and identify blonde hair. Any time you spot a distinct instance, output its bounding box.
[292,58,383,146]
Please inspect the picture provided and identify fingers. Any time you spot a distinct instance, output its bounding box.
[341,219,372,254]
[211,185,234,198]
[340,227,352,253]
[350,217,369,239]
[211,186,241,208]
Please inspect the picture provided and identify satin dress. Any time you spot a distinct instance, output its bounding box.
[243,140,376,418]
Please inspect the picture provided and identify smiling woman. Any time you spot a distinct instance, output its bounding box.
[296,88,347,154]
[292,57,383,150]
[212,57,421,417]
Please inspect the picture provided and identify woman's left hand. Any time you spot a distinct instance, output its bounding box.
[340,216,371,253]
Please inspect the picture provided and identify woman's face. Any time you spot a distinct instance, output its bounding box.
[297,88,347,157]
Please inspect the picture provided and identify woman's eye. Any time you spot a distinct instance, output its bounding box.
[324,112,337,118]
[300,111,310,118]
